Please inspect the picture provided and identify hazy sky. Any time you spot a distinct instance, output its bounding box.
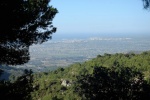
[50,0,150,35]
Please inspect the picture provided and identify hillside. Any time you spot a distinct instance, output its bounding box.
[30,51,150,100]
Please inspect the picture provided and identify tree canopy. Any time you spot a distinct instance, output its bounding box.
[0,0,58,65]
[143,0,150,9]
[0,69,35,100]
[77,66,150,100]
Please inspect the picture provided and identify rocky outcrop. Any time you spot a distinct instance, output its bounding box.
[61,79,72,87]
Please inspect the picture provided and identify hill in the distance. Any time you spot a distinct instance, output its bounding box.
[30,51,150,100]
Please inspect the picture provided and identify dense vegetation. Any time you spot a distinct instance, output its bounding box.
[30,51,150,100]
[1,51,150,99]
[0,69,35,100]
[0,0,58,65]
[77,66,150,100]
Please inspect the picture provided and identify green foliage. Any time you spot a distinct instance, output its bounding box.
[0,69,36,100]
[76,66,150,100]
[1,51,150,99]
[0,0,58,65]
[29,51,150,99]
[143,0,150,9]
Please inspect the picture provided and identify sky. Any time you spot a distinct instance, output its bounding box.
[50,0,150,36]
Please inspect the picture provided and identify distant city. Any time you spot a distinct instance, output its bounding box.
[14,33,150,72]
